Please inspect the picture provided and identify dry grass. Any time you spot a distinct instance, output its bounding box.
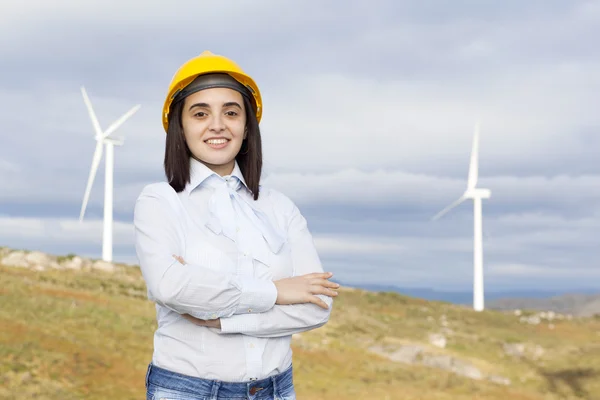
[1,264,599,399]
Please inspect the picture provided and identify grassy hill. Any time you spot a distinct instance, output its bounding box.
[1,251,600,399]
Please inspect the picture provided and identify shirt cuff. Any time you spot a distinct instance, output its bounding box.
[235,278,277,315]
[220,313,260,334]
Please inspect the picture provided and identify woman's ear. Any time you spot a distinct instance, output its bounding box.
[243,127,248,140]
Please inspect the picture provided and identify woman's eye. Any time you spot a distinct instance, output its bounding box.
[194,112,206,117]
[225,111,238,116]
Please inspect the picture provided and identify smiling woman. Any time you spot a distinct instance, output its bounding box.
[133,51,339,400]
[181,88,247,175]
[163,69,263,198]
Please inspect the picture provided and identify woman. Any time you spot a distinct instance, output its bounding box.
[134,50,339,400]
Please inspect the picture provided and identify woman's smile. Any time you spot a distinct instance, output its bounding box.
[205,138,230,149]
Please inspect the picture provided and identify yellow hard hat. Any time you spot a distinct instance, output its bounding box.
[162,50,262,132]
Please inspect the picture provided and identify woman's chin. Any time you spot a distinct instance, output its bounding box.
[194,152,237,168]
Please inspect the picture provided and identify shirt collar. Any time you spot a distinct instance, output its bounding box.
[186,157,249,195]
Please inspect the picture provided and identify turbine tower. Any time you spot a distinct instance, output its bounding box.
[432,123,491,312]
[79,86,141,262]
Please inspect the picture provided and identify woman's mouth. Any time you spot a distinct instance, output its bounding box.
[205,138,230,149]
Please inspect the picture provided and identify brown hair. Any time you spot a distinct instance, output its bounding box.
[163,95,263,200]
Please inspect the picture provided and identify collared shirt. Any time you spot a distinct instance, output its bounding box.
[133,157,333,382]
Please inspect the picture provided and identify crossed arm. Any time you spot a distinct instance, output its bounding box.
[133,184,337,338]
[175,240,338,337]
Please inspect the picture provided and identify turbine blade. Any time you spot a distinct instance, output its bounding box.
[79,140,103,221]
[103,104,141,138]
[81,86,103,138]
[467,122,480,189]
[432,195,467,221]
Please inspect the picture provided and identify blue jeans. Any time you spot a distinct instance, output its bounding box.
[145,362,297,400]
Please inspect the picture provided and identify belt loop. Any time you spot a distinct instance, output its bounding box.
[271,374,279,399]
[210,380,221,400]
[144,363,152,389]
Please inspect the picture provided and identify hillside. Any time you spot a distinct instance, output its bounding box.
[487,294,600,317]
[1,247,600,399]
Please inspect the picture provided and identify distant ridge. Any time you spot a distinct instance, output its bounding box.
[486,294,600,317]
[340,281,600,316]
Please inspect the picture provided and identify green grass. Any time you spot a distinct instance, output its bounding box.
[55,253,77,263]
[1,263,599,399]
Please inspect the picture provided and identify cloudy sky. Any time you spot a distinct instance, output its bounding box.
[1,0,599,293]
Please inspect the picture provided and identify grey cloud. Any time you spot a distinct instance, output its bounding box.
[1,0,599,292]
[3,1,599,178]
[4,1,599,86]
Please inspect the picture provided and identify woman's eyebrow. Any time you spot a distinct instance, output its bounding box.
[188,102,210,111]
[188,102,242,111]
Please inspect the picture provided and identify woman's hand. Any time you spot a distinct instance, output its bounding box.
[173,254,186,265]
[273,272,339,309]
[182,313,221,329]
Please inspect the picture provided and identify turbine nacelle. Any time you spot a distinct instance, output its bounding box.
[103,136,125,146]
[94,135,125,146]
[464,188,491,199]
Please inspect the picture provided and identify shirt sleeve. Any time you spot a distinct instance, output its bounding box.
[134,183,277,320]
[219,192,333,337]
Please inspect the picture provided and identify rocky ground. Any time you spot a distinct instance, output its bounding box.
[2,246,600,399]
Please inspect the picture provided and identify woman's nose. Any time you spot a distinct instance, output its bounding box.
[209,115,225,132]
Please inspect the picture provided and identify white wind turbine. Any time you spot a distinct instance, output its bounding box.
[432,123,491,312]
[79,86,141,262]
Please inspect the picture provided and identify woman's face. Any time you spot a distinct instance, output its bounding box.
[181,87,247,176]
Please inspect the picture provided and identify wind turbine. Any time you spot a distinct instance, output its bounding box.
[79,86,141,262]
[432,123,491,312]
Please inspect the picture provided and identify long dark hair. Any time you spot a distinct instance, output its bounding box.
[163,95,263,200]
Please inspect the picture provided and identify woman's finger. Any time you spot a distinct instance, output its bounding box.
[309,296,330,310]
[320,288,339,297]
[172,254,187,265]
[304,272,333,280]
[309,285,338,297]
[309,278,328,286]
[310,278,339,288]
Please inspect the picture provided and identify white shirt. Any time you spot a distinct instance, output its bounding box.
[133,157,333,382]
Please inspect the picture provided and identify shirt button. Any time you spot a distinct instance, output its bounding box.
[249,343,255,348]
[248,308,253,313]
[236,226,240,232]
[211,314,217,319]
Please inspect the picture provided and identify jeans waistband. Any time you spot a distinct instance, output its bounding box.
[146,362,294,399]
